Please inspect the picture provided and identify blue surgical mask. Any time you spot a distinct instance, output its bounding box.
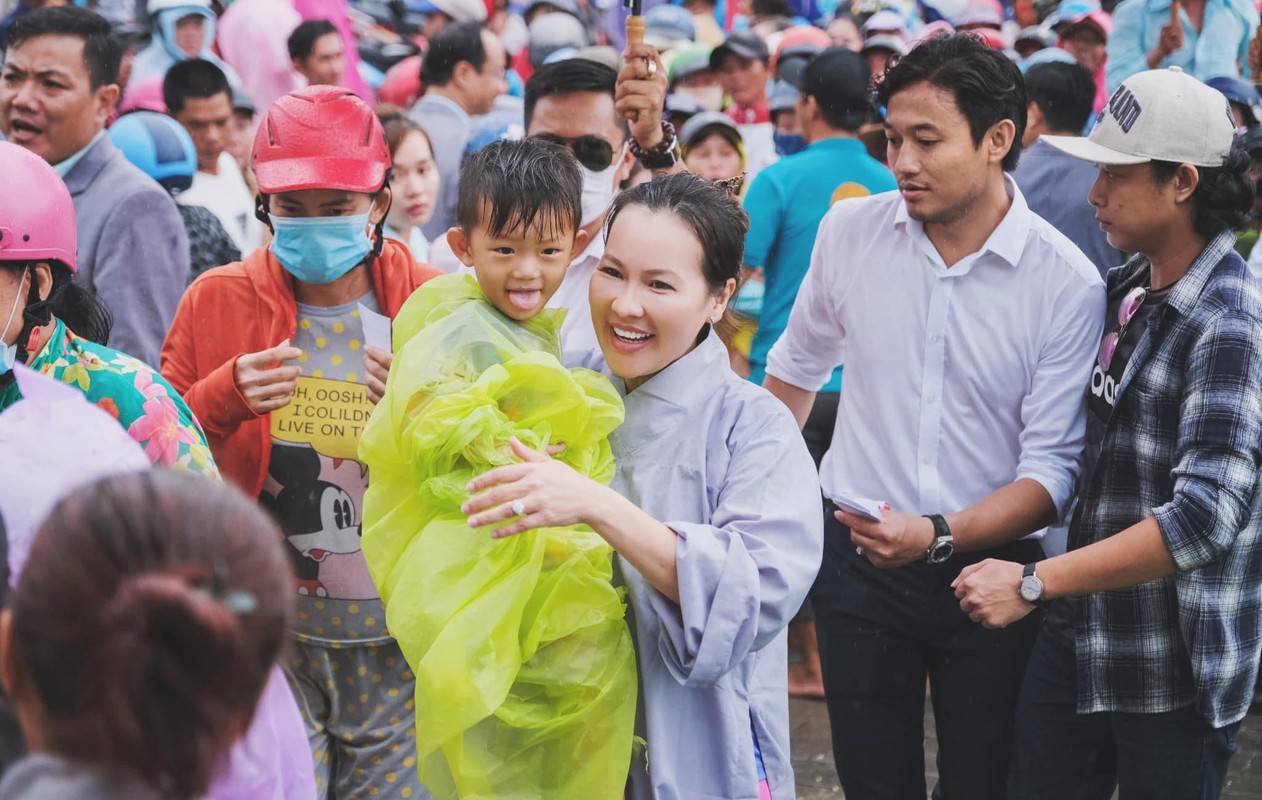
[269,212,374,285]
[1,270,28,377]
[774,131,807,158]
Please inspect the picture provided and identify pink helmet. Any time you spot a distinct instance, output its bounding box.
[118,77,167,116]
[0,142,77,273]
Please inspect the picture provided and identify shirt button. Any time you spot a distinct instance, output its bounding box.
[930,335,942,343]
[927,395,937,404]
[922,456,933,465]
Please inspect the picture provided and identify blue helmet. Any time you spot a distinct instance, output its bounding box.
[108,111,197,195]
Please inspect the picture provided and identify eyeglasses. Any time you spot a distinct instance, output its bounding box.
[1097,286,1147,371]
[531,133,617,172]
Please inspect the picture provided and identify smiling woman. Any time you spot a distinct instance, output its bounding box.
[463,172,824,799]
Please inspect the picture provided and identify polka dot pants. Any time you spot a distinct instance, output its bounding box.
[287,638,431,799]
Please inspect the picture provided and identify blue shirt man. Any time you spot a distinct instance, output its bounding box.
[743,47,895,391]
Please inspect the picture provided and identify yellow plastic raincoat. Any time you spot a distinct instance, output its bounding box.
[359,274,636,799]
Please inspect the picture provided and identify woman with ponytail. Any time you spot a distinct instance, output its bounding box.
[0,470,292,800]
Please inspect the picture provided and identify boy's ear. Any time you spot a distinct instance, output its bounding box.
[446,227,477,268]
[569,228,590,261]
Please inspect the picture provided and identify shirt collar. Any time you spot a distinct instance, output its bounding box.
[807,136,865,154]
[1119,230,1240,319]
[610,331,729,453]
[422,93,471,124]
[51,130,106,179]
[893,173,1032,269]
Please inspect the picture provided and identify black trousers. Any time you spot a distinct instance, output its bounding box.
[1008,632,1240,800]
[811,509,1043,800]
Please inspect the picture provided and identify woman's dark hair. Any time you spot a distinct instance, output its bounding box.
[9,471,292,800]
[375,104,437,163]
[420,21,487,88]
[1150,140,1255,238]
[456,137,583,239]
[876,32,1027,172]
[1,261,113,352]
[606,172,747,294]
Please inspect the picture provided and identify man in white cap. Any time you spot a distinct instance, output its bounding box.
[955,67,1261,799]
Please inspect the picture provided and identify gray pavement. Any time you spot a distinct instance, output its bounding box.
[789,696,1262,799]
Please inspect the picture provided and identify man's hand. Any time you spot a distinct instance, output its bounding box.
[363,345,392,405]
[616,43,668,148]
[836,508,935,569]
[1148,22,1184,67]
[233,340,303,415]
[952,559,1036,629]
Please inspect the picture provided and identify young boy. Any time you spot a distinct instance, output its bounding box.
[358,137,637,800]
[160,85,443,800]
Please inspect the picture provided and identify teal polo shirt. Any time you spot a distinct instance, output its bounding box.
[743,137,896,391]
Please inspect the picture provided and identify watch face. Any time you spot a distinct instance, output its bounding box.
[1020,576,1042,603]
[927,538,954,564]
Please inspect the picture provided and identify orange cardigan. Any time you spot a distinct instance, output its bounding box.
[161,240,442,497]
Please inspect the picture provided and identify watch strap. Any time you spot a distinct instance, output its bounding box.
[924,514,951,542]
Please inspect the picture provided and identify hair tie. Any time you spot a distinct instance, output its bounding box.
[714,173,746,198]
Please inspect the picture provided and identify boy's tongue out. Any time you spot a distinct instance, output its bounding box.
[508,290,542,310]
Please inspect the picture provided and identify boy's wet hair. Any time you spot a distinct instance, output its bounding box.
[456,138,583,241]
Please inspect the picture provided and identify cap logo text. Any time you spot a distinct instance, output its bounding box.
[1107,85,1142,133]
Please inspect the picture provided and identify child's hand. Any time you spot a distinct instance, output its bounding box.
[363,345,392,405]
[233,341,303,415]
[462,437,602,538]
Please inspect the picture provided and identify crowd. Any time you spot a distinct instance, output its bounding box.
[0,0,1261,798]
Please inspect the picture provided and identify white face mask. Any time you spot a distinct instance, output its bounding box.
[676,85,725,113]
[1,269,29,376]
[580,144,626,228]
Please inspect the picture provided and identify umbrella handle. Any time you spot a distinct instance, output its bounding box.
[625,15,646,122]
[626,14,645,46]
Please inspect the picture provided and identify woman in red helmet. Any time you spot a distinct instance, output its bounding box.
[0,141,217,475]
[160,85,443,800]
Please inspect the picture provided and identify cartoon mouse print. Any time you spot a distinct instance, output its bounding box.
[261,442,375,599]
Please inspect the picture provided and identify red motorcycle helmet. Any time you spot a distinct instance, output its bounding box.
[251,86,391,195]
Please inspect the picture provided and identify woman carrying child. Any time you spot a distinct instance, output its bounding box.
[464,173,824,799]
[359,137,637,799]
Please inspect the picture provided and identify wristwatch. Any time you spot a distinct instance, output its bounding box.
[628,120,679,170]
[922,514,955,564]
[1019,563,1045,606]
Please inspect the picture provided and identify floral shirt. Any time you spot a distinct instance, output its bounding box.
[0,317,218,476]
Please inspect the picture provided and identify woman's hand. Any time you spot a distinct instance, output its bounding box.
[464,437,605,538]
[233,340,303,415]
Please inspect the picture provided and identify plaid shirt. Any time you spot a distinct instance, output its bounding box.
[1067,231,1262,728]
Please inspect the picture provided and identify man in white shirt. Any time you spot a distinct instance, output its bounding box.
[764,33,1105,799]
[164,57,262,254]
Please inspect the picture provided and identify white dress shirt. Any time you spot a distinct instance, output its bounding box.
[553,232,604,364]
[766,177,1106,526]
